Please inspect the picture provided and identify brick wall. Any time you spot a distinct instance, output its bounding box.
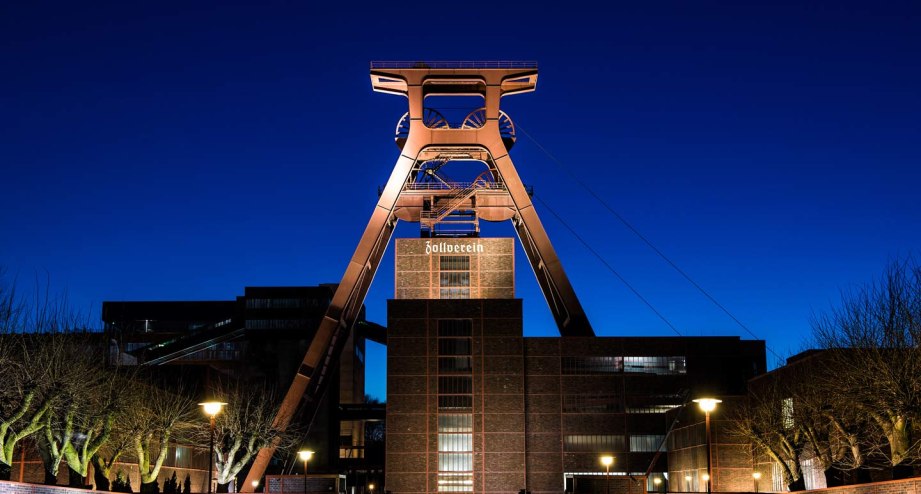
[801,477,921,494]
[0,480,111,494]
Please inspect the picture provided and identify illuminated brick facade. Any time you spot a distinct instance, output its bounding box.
[386,299,765,494]
[395,238,515,300]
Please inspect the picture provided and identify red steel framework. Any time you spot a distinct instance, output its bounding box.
[242,62,594,490]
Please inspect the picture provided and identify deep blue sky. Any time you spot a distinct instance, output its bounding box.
[2,1,919,401]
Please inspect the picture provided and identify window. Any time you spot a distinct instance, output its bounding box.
[437,473,473,493]
[438,319,473,337]
[438,395,473,410]
[625,394,683,414]
[440,288,471,299]
[439,376,473,394]
[439,356,473,373]
[438,434,472,452]
[563,394,623,413]
[440,256,470,271]
[440,255,471,299]
[563,435,625,452]
[440,272,471,287]
[629,435,665,452]
[562,356,623,374]
[439,338,472,356]
[623,356,687,375]
[245,319,306,330]
[562,356,687,374]
[437,319,473,491]
[245,298,308,309]
[438,414,473,432]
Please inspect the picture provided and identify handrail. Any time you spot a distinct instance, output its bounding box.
[405,182,504,191]
[371,61,537,69]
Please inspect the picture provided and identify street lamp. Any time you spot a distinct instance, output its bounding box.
[298,450,315,494]
[652,477,662,492]
[199,401,226,494]
[251,480,260,491]
[368,483,375,494]
[753,471,762,492]
[693,398,721,494]
[599,455,614,494]
[684,475,692,491]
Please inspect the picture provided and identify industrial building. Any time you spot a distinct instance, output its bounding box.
[386,238,765,494]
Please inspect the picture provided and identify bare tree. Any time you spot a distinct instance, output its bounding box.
[92,420,134,492]
[0,272,92,483]
[61,365,127,486]
[34,331,119,485]
[195,381,300,493]
[0,276,45,481]
[812,256,921,478]
[123,381,197,493]
[729,379,806,491]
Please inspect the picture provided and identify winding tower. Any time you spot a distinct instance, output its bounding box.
[243,62,594,489]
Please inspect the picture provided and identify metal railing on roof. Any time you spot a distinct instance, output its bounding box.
[371,61,537,69]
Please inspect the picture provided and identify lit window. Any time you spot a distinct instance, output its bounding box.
[629,435,665,452]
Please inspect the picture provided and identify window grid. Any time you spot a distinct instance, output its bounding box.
[439,356,473,373]
[437,319,473,492]
[629,435,666,452]
[439,256,470,271]
[563,435,626,453]
[561,356,687,375]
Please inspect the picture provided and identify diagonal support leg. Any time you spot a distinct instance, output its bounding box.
[489,146,594,337]
[241,147,420,491]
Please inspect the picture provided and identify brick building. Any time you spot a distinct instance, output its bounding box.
[385,238,765,494]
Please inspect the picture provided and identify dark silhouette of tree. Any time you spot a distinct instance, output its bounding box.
[813,256,921,478]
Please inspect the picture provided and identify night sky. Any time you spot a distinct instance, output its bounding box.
[2,1,919,400]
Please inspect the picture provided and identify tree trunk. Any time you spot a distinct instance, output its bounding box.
[141,480,160,493]
[855,468,873,484]
[823,468,846,488]
[217,481,232,493]
[0,462,11,481]
[787,477,806,492]
[94,468,112,492]
[892,464,913,480]
[69,467,88,488]
[44,469,58,485]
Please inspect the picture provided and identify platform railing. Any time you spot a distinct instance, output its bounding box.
[371,60,537,69]
[405,181,505,191]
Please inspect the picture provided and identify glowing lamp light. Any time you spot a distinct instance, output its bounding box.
[752,472,762,480]
[600,455,614,468]
[200,401,227,417]
[692,398,722,413]
[653,478,661,485]
[702,474,710,481]
[298,450,315,462]
[684,476,692,482]
[252,481,260,488]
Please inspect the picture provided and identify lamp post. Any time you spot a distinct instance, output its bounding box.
[251,480,260,492]
[298,450,314,494]
[200,402,226,494]
[599,455,614,494]
[368,483,375,494]
[753,472,761,493]
[652,477,662,492]
[693,398,721,494]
